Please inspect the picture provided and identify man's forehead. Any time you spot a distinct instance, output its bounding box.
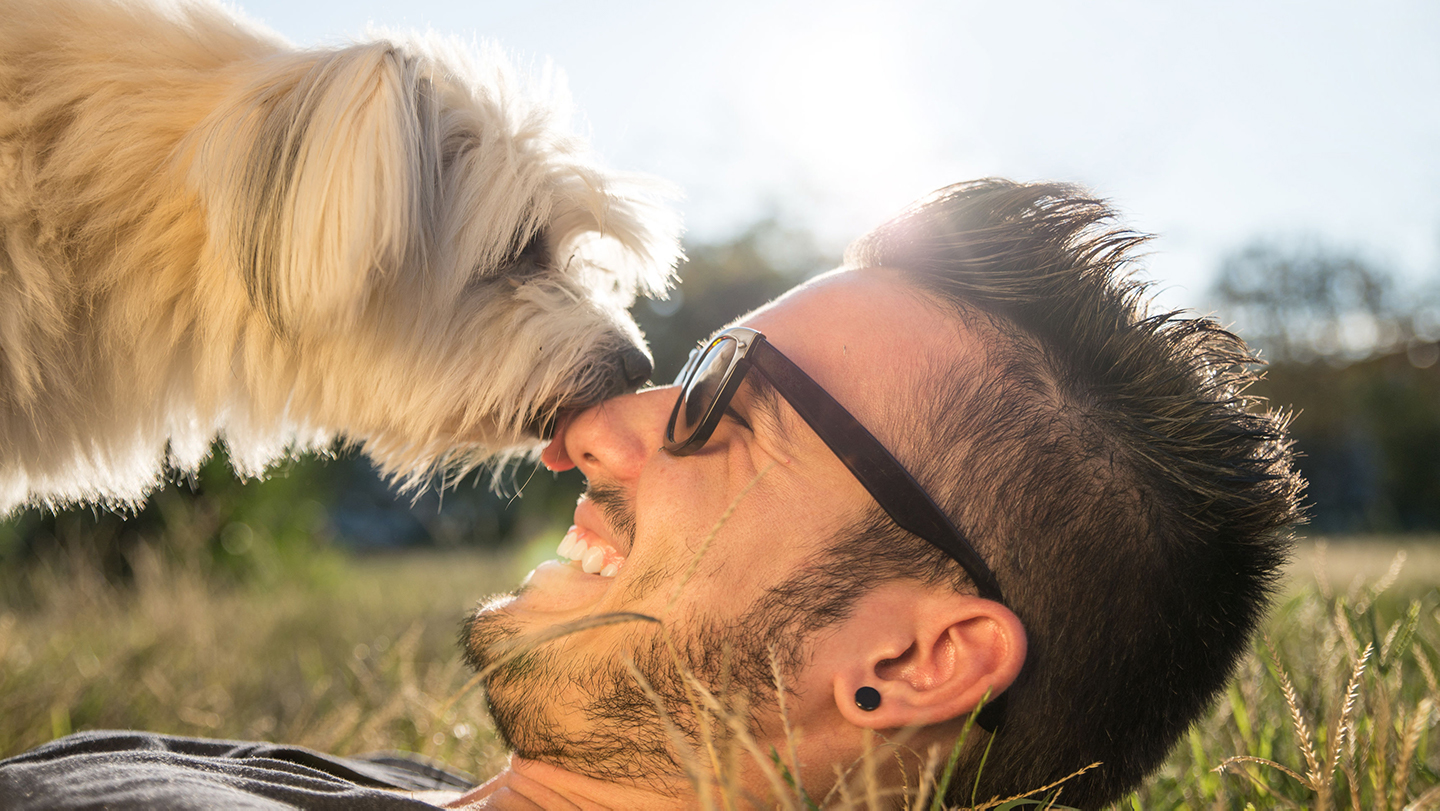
[744,270,970,372]
[728,269,979,451]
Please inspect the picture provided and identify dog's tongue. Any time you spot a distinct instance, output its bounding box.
[540,422,577,471]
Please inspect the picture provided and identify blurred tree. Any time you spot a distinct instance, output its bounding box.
[0,447,343,593]
[1212,241,1410,363]
[1212,239,1440,532]
[1257,349,1440,532]
[636,217,833,382]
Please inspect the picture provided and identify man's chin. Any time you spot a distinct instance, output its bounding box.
[457,601,533,756]
[457,600,692,783]
[458,595,519,676]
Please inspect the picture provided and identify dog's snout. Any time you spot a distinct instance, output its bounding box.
[621,345,653,388]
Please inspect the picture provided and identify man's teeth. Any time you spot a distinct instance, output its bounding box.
[555,526,623,578]
[557,528,580,558]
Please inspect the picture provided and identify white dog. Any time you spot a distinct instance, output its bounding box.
[0,0,682,514]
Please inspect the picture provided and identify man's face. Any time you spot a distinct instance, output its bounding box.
[461,269,975,783]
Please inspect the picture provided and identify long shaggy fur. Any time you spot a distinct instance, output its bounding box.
[0,0,682,513]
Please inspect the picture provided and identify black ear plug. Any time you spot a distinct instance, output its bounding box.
[854,686,881,711]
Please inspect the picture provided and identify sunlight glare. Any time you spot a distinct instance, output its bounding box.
[742,21,935,219]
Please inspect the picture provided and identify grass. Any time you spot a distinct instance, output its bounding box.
[1131,539,1440,810]
[0,539,523,774]
[2,532,1438,808]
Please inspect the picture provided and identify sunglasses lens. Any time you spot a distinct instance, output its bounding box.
[672,337,738,446]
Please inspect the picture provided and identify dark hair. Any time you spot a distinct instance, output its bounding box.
[836,179,1305,807]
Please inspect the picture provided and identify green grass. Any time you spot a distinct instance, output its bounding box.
[0,539,533,775]
[1129,539,1440,809]
[2,535,1437,809]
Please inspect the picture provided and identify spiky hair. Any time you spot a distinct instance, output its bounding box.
[842,179,1305,807]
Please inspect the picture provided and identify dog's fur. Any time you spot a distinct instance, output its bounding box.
[0,0,682,513]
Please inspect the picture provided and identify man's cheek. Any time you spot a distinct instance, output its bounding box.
[619,557,676,604]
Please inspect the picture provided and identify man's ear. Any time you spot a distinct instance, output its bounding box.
[820,582,1026,730]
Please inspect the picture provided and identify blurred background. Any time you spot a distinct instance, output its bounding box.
[4,0,1436,568]
[2,2,1438,791]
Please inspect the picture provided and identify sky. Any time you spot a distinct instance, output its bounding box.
[231,0,1440,312]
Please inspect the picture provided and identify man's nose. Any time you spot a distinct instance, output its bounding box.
[540,387,676,481]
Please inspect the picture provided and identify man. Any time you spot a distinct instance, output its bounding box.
[0,179,1302,809]
[452,178,1303,808]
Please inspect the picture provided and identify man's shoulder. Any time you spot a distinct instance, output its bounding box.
[0,730,473,810]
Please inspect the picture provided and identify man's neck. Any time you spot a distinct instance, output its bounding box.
[444,757,693,810]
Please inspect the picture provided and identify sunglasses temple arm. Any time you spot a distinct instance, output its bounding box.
[750,341,1005,604]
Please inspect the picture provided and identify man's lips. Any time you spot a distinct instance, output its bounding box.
[573,498,629,556]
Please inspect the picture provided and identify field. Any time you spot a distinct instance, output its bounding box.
[2,531,1437,809]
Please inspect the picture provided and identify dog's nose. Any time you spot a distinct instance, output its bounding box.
[621,345,653,388]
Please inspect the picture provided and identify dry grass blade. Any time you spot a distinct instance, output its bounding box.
[1391,697,1435,811]
[1213,756,1308,809]
[1416,646,1440,695]
[832,763,858,809]
[911,745,942,811]
[1334,600,1363,668]
[884,735,925,809]
[823,745,869,808]
[861,728,881,811]
[970,762,1099,810]
[808,726,923,809]
[618,656,714,806]
[643,462,776,807]
[1407,781,1440,810]
[1341,760,1362,811]
[1327,643,1372,785]
[642,461,775,803]
[685,673,800,811]
[1373,679,1394,811]
[1268,636,1321,789]
[927,696,983,811]
[1383,600,1423,670]
[665,632,730,808]
[1357,550,1408,613]
[438,611,660,717]
[769,647,810,810]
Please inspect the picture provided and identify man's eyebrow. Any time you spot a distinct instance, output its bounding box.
[740,372,797,451]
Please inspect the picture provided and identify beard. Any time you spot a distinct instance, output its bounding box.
[461,598,759,783]
[458,483,842,784]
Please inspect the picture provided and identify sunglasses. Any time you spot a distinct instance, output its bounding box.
[663,327,1004,604]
